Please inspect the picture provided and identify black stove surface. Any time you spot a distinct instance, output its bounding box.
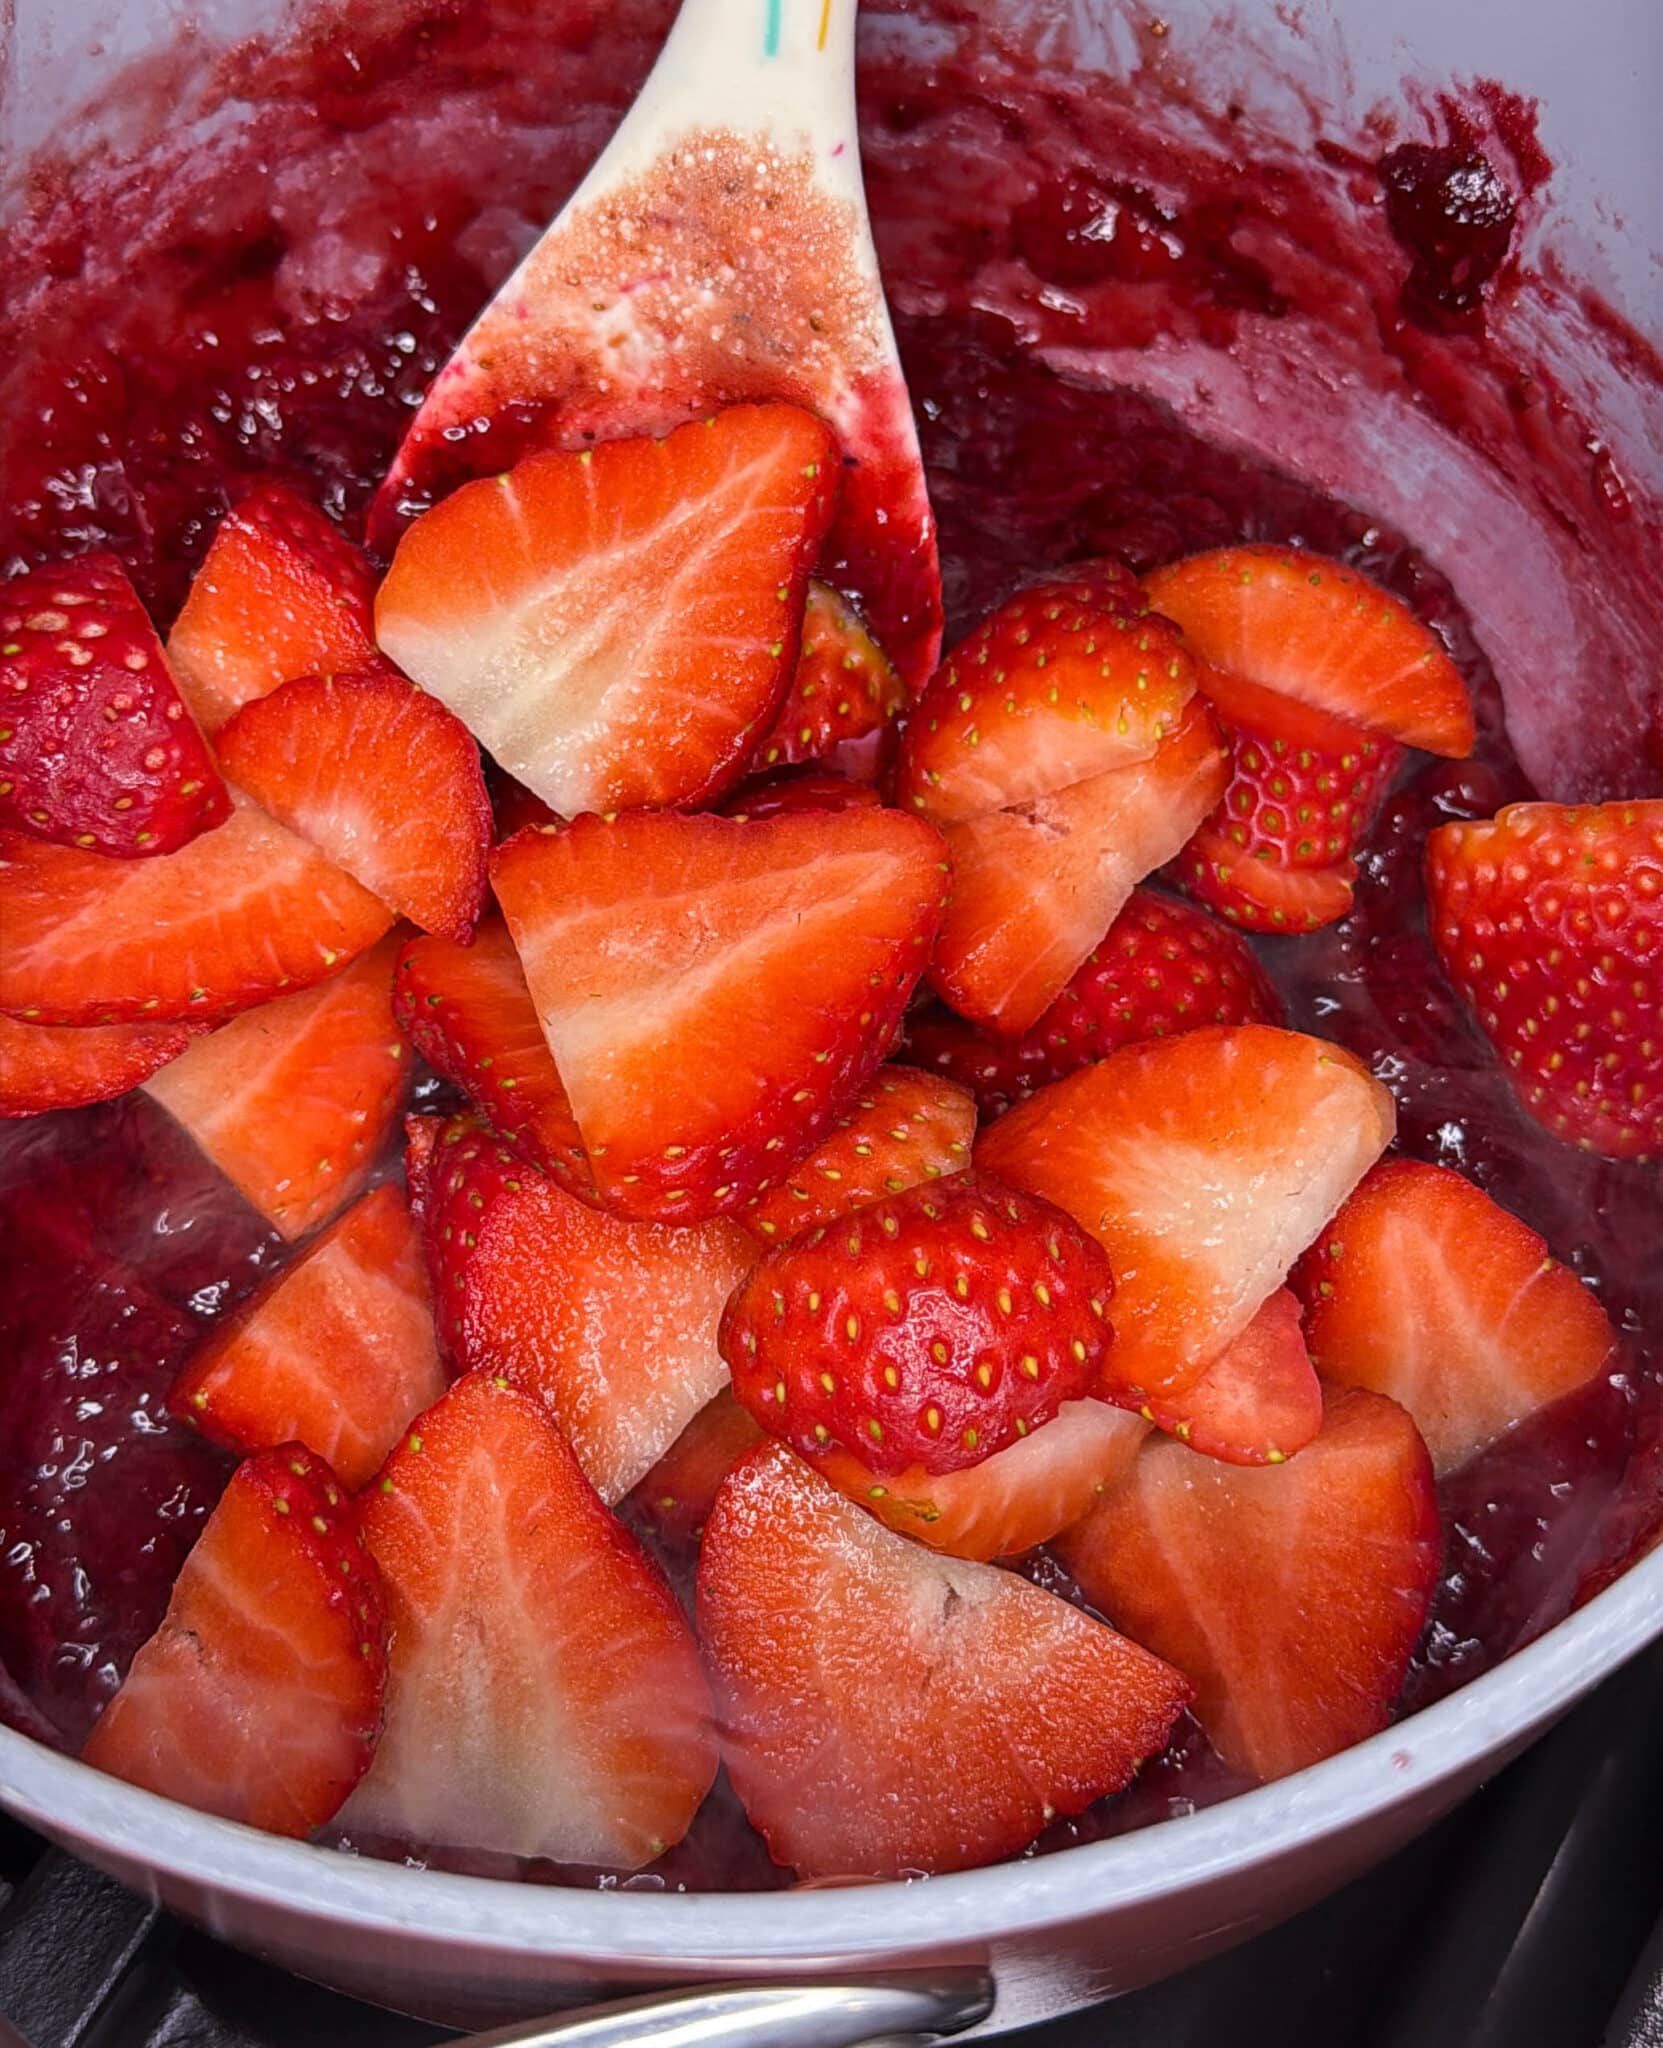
[4,1639,1663,2048]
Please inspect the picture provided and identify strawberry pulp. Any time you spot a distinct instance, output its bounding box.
[0,0,1659,1880]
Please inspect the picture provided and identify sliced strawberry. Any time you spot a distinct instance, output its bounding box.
[977,1024,1396,1403]
[722,1171,1114,1477]
[490,806,950,1221]
[1179,820,1359,933]
[215,669,491,942]
[1294,1158,1619,1475]
[743,1064,976,1244]
[1055,1387,1440,1782]
[897,579,1195,827]
[698,1440,1189,1877]
[0,1012,194,1118]
[143,935,407,1240]
[0,796,394,1026]
[752,582,906,781]
[719,770,884,821]
[905,886,1281,1118]
[626,1388,767,1551]
[337,1370,716,1867]
[0,555,229,857]
[392,923,593,1197]
[929,698,1230,1035]
[166,482,379,735]
[1141,1287,1322,1466]
[424,1116,753,1501]
[376,405,840,819]
[1425,800,1663,1164]
[1143,545,1474,756]
[81,1443,387,1836]
[818,1397,1150,1562]
[171,1184,446,1490]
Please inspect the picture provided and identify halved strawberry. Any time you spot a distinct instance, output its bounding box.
[625,1388,767,1551]
[490,806,950,1221]
[1143,545,1474,756]
[1425,800,1663,1164]
[216,669,492,942]
[929,699,1230,1036]
[337,1370,716,1868]
[742,1064,975,1244]
[751,582,906,782]
[719,770,884,821]
[166,482,379,735]
[904,886,1282,1118]
[0,796,394,1026]
[171,1184,446,1490]
[977,1025,1396,1402]
[0,555,229,857]
[81,1443,387,1836]
[698,1440,1189,1877]
[898,578,1194,827]
[143,935,407,1240]
[1056,1387,1440,1782]
[1294,1158,1619,1475]
[392,922,594,1197]
[424,1116,753,1501]
[1179,821,1359,933]
[819,1397,1149,1562]
[1141,1287,1322,1466]
[376,405,840,819]
[0,1012,194,1118]
[722,1171,1114,1478]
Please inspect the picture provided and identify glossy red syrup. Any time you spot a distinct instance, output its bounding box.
[0,0,1658,1883]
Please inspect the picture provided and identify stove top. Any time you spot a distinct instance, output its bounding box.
[3,1640,1662,2047]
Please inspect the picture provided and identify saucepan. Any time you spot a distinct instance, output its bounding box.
[1,0,1659,2037]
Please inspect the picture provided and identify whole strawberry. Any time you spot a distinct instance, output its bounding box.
[1426,800,1662,1164]
[721,1169,1114,1476]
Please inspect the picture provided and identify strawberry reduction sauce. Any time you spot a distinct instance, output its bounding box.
[1,0,1659,1881]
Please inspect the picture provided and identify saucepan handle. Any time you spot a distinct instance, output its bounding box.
[447,1968,996,2047]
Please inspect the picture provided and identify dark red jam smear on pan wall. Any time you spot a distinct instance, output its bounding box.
[1,0,1659,1884]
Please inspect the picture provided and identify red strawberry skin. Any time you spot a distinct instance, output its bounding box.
[906,887,1282,1118]
[752,581,906,782]
[0,1011,195,1118]
[82,1443,387,1837]
[1,555,229,857]
[722,1171,1114,1478]
[1426,800,1663,1163]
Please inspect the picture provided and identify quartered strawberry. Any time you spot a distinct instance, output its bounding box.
[1180,820,1360,933]
[751,581,906,782]
[82,1443,387,1837]
[626,1388,767,1551]
[392,922,594,1197]
[166,481,379,735]
[489,806,950,1221]
[1425,800,1663,1164]
[905,886,1281,1118]
[423,1116,753,1501]
[1143,545,1474,756]
[698,1441,1190,1877]
[0,1011,194,1118]
[0,795,394,1026]
[172,1184,446,1490]
[1294,1158,1619,1475]
[719,770,884,822]
[742,1064,975,1244]
[929,699,1230,1036]
[1141,1286,1323,1467]
[722,1171,1114,1478]
[337,1371,716,1868]
[1056,1387,1440,1782]
[376,405,840,819]
[143,935,407,1241]
[978,1025,1396,1403]
[898,577,1194,827]
[216,669,492,942]
[0,555,229,857]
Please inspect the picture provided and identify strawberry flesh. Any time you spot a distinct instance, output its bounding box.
[1139,1285,1323,1466]
[0,1011,195,1118]
[625,1387,767,1553]
[720,770,885,822]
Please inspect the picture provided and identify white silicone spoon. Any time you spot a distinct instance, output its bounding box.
[370,0,941,691]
